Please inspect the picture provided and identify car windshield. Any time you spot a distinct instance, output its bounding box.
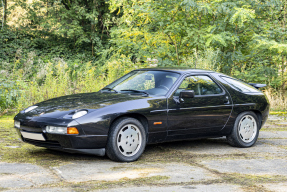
[105,70,180,96]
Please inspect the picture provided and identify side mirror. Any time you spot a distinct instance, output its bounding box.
[180,90,195,98]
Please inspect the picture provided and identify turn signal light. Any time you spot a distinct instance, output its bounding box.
[67,127,79,134]
[154,122,162,125]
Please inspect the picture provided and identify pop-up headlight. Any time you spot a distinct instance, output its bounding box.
[72,110,88,119]
[24,106,38,113]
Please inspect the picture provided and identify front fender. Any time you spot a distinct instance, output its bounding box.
[75,96,167,135]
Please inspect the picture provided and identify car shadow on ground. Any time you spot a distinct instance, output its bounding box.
[145,137,228,151]
[25,136,268,164]
[21,137,228,163]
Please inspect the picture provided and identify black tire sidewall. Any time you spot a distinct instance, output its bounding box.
[231,111,260,147]
[106,117,146,162]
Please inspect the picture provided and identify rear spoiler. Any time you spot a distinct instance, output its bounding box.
[248,83,266,89]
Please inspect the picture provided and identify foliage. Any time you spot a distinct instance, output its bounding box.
[109,0,287,88]
[0,55,141,113]
[13,0,119,57]
[0,79,19,113]
[1,0,287,113]
[264,88,287,112]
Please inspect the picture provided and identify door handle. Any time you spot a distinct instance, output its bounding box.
[224,96,230,104]
[173,97,181,104]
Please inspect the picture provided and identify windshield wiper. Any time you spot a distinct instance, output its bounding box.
[101,87,118,93]
[120,89,149,96]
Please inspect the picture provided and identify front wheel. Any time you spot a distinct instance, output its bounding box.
[227,111,260,148]
[106,117,146,162]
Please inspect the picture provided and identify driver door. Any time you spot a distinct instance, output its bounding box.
[167,74,232,136]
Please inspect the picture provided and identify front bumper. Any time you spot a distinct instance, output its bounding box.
[14,125,107,156]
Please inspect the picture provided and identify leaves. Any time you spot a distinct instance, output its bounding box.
[229,7,255,27]
[1,0,287,113]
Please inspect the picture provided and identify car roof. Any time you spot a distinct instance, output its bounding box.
[137,67,215,74]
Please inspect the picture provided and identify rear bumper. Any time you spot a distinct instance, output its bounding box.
[15,127,107,156]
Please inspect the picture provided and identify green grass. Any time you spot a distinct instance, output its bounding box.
[270,111,287,116]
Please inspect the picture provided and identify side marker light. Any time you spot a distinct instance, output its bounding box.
[67,127,79,134]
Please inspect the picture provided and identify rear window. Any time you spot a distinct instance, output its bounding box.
[221,76,261,93]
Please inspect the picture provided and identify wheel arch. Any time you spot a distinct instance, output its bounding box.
[235,110,263,128]
[109,113,149,135]
[251,110,263,129]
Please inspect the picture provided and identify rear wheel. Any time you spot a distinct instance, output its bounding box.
[227,111,259,147]
[106,117,146,162]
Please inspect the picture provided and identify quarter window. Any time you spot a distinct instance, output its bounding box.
[174,75,223,96]
[221,76,261,93]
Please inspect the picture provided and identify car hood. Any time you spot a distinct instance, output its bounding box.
[20,92,146,119]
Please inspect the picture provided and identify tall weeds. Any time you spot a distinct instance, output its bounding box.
[182,48,221,71]
[264,88,287,112]
[1,52,286,114]
[0,54,140,114]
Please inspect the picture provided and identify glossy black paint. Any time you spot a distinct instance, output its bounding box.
[14,68,270,156]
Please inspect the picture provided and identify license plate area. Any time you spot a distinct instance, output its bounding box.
[21,131,46,141]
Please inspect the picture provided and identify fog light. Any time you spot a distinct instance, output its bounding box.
[67,127,79,134]
[14,121,20,128]
[46,126,67,134]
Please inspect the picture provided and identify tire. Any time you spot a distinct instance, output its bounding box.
[106,117,146,162]
[227,111,260,148]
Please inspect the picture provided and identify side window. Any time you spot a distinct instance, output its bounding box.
[174,75,223,96]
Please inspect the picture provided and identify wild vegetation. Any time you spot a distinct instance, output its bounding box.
[1,0,287,114]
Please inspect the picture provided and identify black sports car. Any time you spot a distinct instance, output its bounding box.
[14,68,269,162]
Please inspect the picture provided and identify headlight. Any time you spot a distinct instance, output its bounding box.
[46,126,67,134]
[45,126,79,135]
[72,110,88,119]
[24,106,38,113]
[14,121,20,128]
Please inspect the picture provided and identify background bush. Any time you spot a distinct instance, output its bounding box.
[1,0,287,114]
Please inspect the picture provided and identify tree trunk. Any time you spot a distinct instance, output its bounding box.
[91,0,96,56]
[1,0,4,29]
[174,36,180,66]
[4,0,7,22]
[281,0,286,93]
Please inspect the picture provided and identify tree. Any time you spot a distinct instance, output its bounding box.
[108,0,287,88]
[11,0,119,58]
[1,0,7,29]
